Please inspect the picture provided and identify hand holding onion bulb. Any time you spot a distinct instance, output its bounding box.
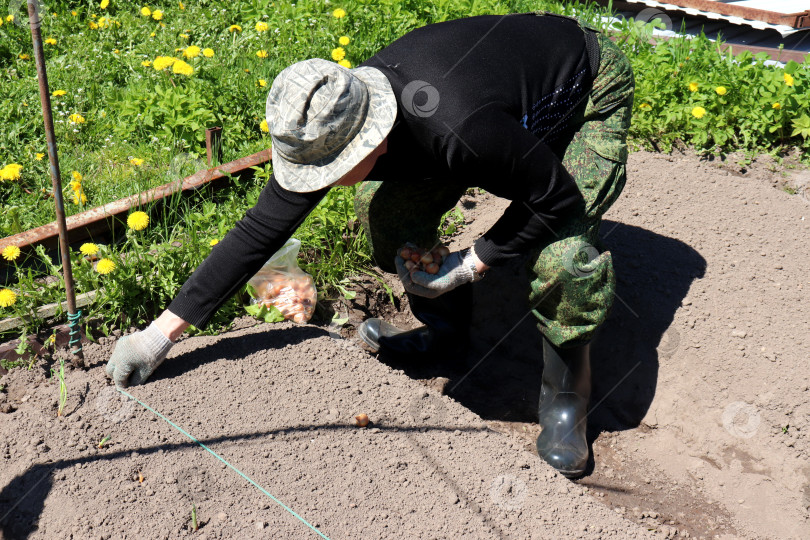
[398,244,451,274]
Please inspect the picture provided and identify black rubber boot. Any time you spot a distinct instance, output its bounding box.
[357,284,472,358]
[536,337,591,478]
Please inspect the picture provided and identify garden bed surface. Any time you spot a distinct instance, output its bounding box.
[2,150,810,539]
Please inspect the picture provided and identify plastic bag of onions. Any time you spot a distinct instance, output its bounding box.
[247,238,317,324]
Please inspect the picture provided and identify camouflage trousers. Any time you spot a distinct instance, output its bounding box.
[355,35,634,348]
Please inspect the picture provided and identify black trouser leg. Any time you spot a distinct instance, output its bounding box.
[357,283,472,358]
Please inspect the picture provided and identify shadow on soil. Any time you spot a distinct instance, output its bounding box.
[376,221,706,445]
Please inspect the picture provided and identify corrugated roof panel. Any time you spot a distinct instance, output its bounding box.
[624,0,809,36]
[733,1,810,15]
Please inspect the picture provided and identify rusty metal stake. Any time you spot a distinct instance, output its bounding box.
[205,127,223,166]
[27,0,83,366]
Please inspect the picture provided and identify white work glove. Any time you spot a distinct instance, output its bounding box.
[395,247,483,299]
[105,322,173,388]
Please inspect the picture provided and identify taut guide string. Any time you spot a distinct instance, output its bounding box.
[116,388,331,539]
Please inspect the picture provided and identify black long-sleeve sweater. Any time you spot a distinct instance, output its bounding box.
[168,13,595,327]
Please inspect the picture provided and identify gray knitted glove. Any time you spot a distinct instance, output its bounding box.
[105,322,173,388]
[396,248,481,299]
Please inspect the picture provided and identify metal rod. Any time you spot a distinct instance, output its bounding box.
[205,126,223,166]
[27,0,83,365]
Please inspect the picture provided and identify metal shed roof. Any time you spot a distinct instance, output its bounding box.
[625,0,810,36]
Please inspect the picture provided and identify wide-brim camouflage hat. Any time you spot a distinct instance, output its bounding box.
[266,58,397,193]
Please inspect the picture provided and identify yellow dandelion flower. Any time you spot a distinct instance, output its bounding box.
[6,14,14,22]
[688,82,698,92]
[19,54,30,60]
[96,258,116,274]
[153,56,176,70]
[0,289,17,308]
[639,103,652,111]
[80,243,99,256]
[255,21,269,32]
[69,113,86,124]
[244,68,250,73]
[256,50,268,59]
[2,245,21,261]
[331,47,346,61]
[172,59,194,76]
[97,16,110,28]
[258,79,267,87]
[151,9,163,20]
[71,10,77,16]
[88,21,98,29]
[209,239,219,246]
[141,60,152,67]
[71,170,83,182]
[715,86,727,96]
[69,180,81,192]
[260,119,269,133]
[142,7,152,16]
[338,35,350,46]
[183,45,200,58]
[772,102,781,110]
[203,48,214,58]
[228,24,242,33]
[45,37,57,45]
[180,33,189,39]
[784,73,795,87]
[127,211,149,231]
[338,59,351,69]
[0,164,23,181]
[35,153,45,161]
[691,106,706,119]
[150,32,155,37]
[113,49,120,54]
[332,8,346,18]
[52,89,67,96]
[130,158,145,166]
[179,1,184,9]
[72,191,87,205]
[101,0,109,8]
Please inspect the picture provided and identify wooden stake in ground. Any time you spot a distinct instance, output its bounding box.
[26,0,84,367]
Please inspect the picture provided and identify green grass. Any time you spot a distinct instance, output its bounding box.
[1,0,809,345]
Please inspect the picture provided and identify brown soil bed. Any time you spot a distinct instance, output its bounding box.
[2,150,809,539]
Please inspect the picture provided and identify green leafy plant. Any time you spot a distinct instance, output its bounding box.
[440,207,465,237]
[190,503,199,532]
[51,358,67,417]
